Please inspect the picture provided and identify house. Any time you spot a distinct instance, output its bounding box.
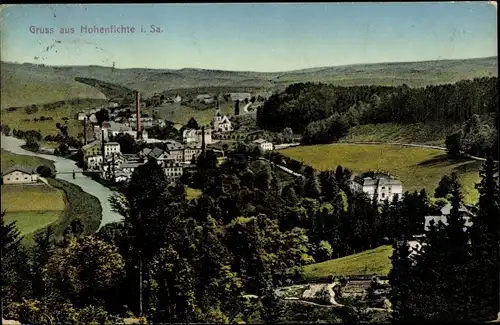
[109,102,119,108]
[182,128,213,145]
[77,112,87,121]
[82,140,102,158]
[163,162,184,182]
[103,142,121,157]
[163,140,184,163]
[184,145,202,163]
[350,172,403,203]
[173,95,182,103]
[149,147,168,165]
[1,165,38,184]
[86,155,103,169]
[122,153,147,164]
[424,203,474,232]
[119,162,145,177]
[213,110,234,132]
[253,138,274,151]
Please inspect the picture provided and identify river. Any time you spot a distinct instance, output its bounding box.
[1,135,123,229]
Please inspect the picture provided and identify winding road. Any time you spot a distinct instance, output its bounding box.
[1,135,123,229]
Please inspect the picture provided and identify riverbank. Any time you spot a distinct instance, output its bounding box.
[47,178,102,236]
[1,135,123,229]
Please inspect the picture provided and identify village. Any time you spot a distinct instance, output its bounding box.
[74,91,276,184]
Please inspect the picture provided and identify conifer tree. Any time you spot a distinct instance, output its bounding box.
[469,153,500,320]
[388,238,415,322]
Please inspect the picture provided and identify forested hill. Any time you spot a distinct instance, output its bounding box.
[256,77,498,158]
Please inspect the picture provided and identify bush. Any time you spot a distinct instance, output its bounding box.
[315,241,333,262]
[25,137,40,152]
[24,105,39,114]
[36,165,53,177]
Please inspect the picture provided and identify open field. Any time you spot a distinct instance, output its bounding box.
[3,211,63,236]
[1,149,56,171]
[280,144,482,204]
[1,183,66,237]
[339,122,463,147]
[1,184,65,211]
[301,245,393,280]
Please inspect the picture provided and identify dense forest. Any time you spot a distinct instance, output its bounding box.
[257,77,498,157]
[2,142,498,323]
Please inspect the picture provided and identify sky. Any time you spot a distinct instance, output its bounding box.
[0,3,497,72]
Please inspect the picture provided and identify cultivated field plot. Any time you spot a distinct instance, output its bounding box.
[301,245,393,280]
[1,184,66,211]
[2,211,63,236]
[1,184,65,236]
[280,144,481,204]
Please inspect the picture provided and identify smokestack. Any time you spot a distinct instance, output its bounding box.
[201,126,206,157]
[83,117,87,145]
[135,91,142,139]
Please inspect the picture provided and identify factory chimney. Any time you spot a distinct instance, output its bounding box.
[83,117,87,145]
[135,90,142,140]
[201,126,206,158]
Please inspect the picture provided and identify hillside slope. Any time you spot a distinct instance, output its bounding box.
[1,63,106,109]
[1,56,496,102]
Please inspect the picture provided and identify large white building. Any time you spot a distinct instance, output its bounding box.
[350,172,403,203]
[212,110,233,132]
[103,142,121,157]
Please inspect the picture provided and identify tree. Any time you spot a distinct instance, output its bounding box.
[314,240,333,262]
[234,100,240,116]
[31,227,55,299]
[36,165,53,177]
[388,239,415,322]
[25,137,40,152]
[112,133,137,154]
[445,131,462,156]
[187,117,199,130]
[1,211,31,319]
[43,236,125,308]
[469,153,500,320]
[95,108,110,126]
[434,173,457,199]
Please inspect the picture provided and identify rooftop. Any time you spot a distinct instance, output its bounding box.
[1,164,35,176]
[82,140,101,150]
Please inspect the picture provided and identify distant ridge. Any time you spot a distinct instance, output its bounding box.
[1,56,497,74]
[1,56,497,107]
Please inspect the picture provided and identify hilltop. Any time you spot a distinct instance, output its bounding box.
[1,56,496,106]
